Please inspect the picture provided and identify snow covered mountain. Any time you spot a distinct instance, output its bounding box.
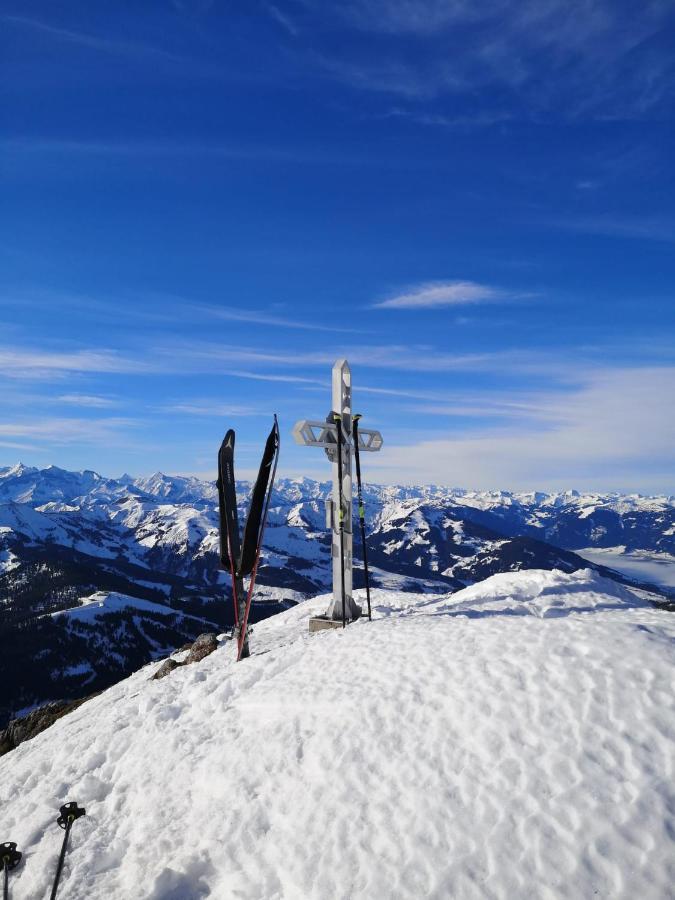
[1,463,673,729]
[1,569,673,899]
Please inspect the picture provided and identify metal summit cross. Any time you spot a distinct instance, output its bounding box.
[293,359,383,629]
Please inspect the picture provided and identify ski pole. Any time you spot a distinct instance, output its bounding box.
[333,413,347,628]
[1,843,21,900]
[352,414,372,621]
[50,802,85,900]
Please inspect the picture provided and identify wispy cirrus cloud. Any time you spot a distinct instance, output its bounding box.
[541,213,675,244]
[56,393,121,408]
[198,304,365,333]
[2,14,183,62]
[0,417,140,447]
[275,0,675,118]
[0,439,39,451]
[0,346,155,379]
[373,280,526,309]
[159,402,260,417]
[229,370,327,386]
[0,137,392,170]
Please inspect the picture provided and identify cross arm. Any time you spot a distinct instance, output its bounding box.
[292,420,383,452]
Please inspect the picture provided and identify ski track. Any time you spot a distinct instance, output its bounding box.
[1,570,674,899]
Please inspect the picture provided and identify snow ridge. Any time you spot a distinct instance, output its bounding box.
[1,569,673,899]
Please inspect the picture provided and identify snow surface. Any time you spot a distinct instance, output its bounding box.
[1,569,674,899]
[50,591,209,627]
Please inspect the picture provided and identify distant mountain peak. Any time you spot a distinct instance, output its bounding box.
[2,462,37,479]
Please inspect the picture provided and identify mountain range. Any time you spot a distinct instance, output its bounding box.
[1,462,674,730]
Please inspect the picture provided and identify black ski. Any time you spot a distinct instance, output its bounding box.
[333,413,347,628]
[217,429,247,655]
[49,802,85,900]
[217,416,280,660]
[236,416,280,660]
[1,842,21,900]
[352,414,372,621]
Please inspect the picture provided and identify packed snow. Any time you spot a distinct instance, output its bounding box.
[1,569,674,899]
[50,591,207,626]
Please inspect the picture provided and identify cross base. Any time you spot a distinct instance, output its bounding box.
[308,610,362,633]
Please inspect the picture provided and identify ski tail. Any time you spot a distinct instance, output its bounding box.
[237,415,280,661]
[217,429,243,626]
[352,414,372,621]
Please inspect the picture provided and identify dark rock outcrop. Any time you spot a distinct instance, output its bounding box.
[151,633,220,680]
[151,658,182,681]
[0,695,94,756]
[185,633,218,664]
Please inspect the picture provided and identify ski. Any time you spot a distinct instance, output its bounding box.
[49,802,85,900]
[333,412,347,628]
[217,416,280,660]
[1,842,21,900]
[352,414,372,621]
[217,429,247,654]
[236,415,280,660]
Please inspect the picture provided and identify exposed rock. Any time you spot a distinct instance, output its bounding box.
[152,658,182,680]
[150,633,220,681]
[0,695,94,756]
[185,633,219,664]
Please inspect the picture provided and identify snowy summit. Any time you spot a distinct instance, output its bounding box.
[1,569,673,899]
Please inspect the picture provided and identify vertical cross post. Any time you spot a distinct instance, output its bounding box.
[293,359,384,625]
[327,360,360,621]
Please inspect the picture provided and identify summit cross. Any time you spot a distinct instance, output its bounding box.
[293,359,383,624]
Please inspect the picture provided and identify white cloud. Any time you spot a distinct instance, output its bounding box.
[374,280,505,309]
[57,393,120,408]
[198,304,364,333]
[298,0,674,117]
[162,339,582,377]
[0,439,38,451]
[0,346,154,378]
[365,367,675,493]
[542,214,675,244]
[2,14,182,62]
[159,402,260,417]
[0,417,140,447]
[230,370,327,386]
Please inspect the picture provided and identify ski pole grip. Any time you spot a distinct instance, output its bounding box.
[0,842,21,871]
[57,802,86,829]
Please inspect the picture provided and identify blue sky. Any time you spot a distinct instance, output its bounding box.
[1,1,674,491]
